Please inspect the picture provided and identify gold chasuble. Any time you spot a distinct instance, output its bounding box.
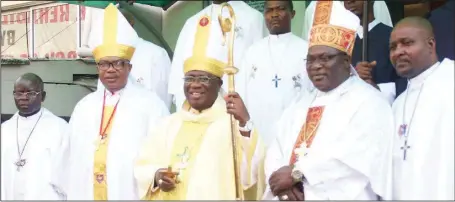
[134,13,265,200]
[93,106,116,200]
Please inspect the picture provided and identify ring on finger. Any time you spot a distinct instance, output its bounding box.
[158,179,163,185]
[281,195,289,200]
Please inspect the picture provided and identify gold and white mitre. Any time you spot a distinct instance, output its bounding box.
[90,3,138,62]
[183,15,228,78]
[309,1,360,56]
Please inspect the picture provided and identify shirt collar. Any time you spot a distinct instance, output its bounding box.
[408,61,440,87]
[269,32,293,41]
[357,19,380,39]
[316,74,356,97]
[17,108,43,121]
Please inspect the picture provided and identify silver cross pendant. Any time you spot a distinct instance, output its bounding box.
[15,159,26,171]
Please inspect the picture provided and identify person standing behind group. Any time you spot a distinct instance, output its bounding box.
[237,0,311,147]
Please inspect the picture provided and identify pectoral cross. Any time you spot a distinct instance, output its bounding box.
[15,159,26,171]
[176,147,190,179]
[401,140,411,161]
[272,74,281,88]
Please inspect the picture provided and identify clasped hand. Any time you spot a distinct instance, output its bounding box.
[269,166,304,201]
[154,168,179,192]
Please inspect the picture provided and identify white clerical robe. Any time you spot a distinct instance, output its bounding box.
[237,32,312,147]
[134,97,264,200]
[1,108,68,200]
[301,1,393,40]
[168,1,267,110]
[263,75,394,200]
[391,59,454,200]
[51,81,169,200]
[97,37,172,110]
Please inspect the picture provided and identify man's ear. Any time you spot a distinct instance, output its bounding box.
[41,91,47,102]
[428,37,436,53]
[291,10,296,19]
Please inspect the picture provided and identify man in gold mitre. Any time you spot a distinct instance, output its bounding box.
[263,1,395,200]
[134,19,266,200]
[50,3,169,200]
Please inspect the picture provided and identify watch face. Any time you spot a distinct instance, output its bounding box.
[292,170,303,180]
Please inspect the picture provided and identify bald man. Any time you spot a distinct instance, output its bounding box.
[1,73,68,200]
[389,17,454,200]
[96,9,172,110]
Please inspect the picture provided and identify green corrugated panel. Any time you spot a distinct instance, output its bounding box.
[58,1,174,9]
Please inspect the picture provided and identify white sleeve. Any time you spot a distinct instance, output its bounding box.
[152,48,172,110]
[296,99,394,199]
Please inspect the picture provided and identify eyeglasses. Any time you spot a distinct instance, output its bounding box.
[97,60,130,71]
[13,91,41,99]
[305,53,345,66]
[183,76,218,85]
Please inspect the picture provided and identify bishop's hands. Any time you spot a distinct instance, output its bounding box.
[355,61,380,90]
[154,168,179,192]
[224,92,251,137]
[269,166,304,201]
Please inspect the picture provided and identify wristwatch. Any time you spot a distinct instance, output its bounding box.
[291,168,304,184]
[239,120,253,132]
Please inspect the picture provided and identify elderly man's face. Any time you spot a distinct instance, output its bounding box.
[306,45,351,92]
[183,70,222,111]
[97,56,132,92]
[389,25,436,78]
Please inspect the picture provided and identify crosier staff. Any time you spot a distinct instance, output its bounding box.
[218,3,244,201]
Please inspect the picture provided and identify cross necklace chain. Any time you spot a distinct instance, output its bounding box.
[15,111,43,171]
[267,36,293,88]
[400,63,440,161]
[400,83,422,161]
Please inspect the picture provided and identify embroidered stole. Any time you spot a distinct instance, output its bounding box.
[289,106,325,166]
[93,106,116,200]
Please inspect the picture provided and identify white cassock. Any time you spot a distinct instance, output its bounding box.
[168,1,267,110]
[96,38,172,110]
[1,108,68,200]
[391,58,454,200]
[237,32,312,147]
[263,75,394,200]
[301,1,393,40]
[50,81,169,200]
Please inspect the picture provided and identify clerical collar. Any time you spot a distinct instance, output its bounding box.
[105,88,124,97]
[316,75,355,97]
[356,19,379,39]
[18,108,43,120]
[269,32,292,41]
[408,61,440,87]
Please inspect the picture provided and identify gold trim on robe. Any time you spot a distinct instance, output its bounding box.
[93,106,116,200]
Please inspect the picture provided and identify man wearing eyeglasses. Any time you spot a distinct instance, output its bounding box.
[134,14,265,199]
[1,73,68,200]
[50,4,169,200]
[263,2,394,200]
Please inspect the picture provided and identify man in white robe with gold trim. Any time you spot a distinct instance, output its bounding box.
[50,4,169,200]
[389,17,454,200]
[168,0,267,111]
[263,2,394,200]
[134,16,265,199]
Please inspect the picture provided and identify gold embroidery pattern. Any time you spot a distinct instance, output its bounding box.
[312,1,333,27]
[309,24,356,56]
